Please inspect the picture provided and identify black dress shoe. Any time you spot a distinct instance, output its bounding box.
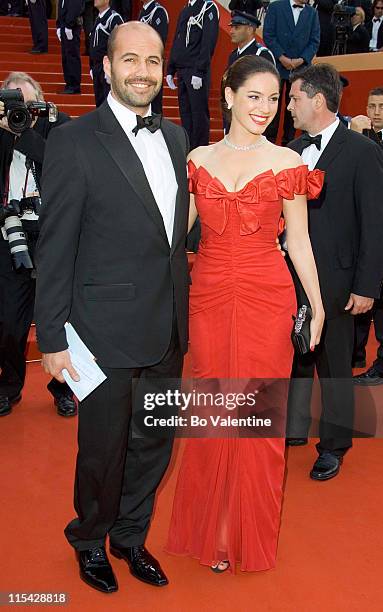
[0,393,22,417]
[77,547,118,593]
[60,86,81,94]
[286,437,308,446]
[29,48,48,54]
[110,545,168,587]
[353,365,383,386]
[310,451,343,481]
[54,394,77,417]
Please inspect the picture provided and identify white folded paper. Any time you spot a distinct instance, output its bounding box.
[62,322,107,402]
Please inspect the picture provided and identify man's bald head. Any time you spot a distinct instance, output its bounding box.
[107,21,164,62]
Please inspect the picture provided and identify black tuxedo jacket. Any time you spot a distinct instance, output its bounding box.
[366,19,383,49]
[288,122,383,319]
[35,102,190,368]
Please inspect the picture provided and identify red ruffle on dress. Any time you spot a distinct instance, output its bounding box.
[166,162,324,572]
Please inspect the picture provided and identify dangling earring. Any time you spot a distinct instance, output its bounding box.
[227,103,233,110]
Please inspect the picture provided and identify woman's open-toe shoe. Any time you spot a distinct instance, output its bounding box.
[210,560,230,573]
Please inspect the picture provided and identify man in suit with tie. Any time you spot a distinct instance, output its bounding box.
[35,21,190,593]
[285,64,383,480]
[367,0,383,50]
[263,0,320,145]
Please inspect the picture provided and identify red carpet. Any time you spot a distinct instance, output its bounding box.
[1,343,383,611]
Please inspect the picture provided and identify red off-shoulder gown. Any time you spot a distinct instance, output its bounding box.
[166,162,324,572]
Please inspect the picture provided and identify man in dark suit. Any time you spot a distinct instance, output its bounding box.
[263,0,320,145]
[285,64,383,480]
[350,87,383,385]
[35,22,190,593]
[347,7,370,54]
[367,0,383,50]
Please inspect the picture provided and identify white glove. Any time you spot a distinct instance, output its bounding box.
[56,28,61,41]
[64,28,73,41]
[191,76,203,90]
[166,75,177,90]
[89,69,93,81]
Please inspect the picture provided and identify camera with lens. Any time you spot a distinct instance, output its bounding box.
[331,1,356,54]
[0,198,39,270]
[0,88,58,134]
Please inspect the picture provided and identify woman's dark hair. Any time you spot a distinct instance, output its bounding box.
[289,63,342,113]
[221,55,280,118]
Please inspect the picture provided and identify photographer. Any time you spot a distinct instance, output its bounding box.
[0,72,76,417]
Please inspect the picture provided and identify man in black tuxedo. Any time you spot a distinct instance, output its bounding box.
[35,21,190,593]
[285,64,383,481]
[367,0,383,50]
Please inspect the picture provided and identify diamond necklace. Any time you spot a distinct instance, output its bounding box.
[224,135,267,151]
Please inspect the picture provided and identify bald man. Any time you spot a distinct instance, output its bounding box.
[35,22,190,593]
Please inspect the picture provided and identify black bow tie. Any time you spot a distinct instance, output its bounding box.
[132,114,162,137]
[373,17,381,22]
[292,4,304,8]
[301,133,322,150]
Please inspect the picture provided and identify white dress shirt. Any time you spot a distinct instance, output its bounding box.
[290,0,304,26]
[107,93,178,246]
[301,118,340,170]
[8,150,39,220]
[370,16,383,50]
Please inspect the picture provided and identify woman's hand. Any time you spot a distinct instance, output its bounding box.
[310,309,325,351]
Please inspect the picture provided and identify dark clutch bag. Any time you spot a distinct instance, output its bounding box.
[291,305,312,355]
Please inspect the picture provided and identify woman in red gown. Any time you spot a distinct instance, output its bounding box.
[166,57,325,573]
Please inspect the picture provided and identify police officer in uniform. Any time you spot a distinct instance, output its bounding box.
[90,0,123,107]
[57,0,84,94]
[227,10,275,67]
[167,0,220,148]
[27,0,48,54]
[138,0,169,113]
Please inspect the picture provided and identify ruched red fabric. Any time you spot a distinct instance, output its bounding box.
[166,162,325,572]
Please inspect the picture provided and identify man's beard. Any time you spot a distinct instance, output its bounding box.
[111,75,162,108]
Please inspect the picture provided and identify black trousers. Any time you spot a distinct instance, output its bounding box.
[92,63,110,107]
[0,235,71,400]
[353,300,383,373]
[287,313,355,456]
[177,68,210,149]
[64,320,183,550]
[60,25,82,90]
[267,79,296,145]
[28,0,48,52]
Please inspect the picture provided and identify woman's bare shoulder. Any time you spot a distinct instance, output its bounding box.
[187,142,222,166]
[266,141,304,172]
